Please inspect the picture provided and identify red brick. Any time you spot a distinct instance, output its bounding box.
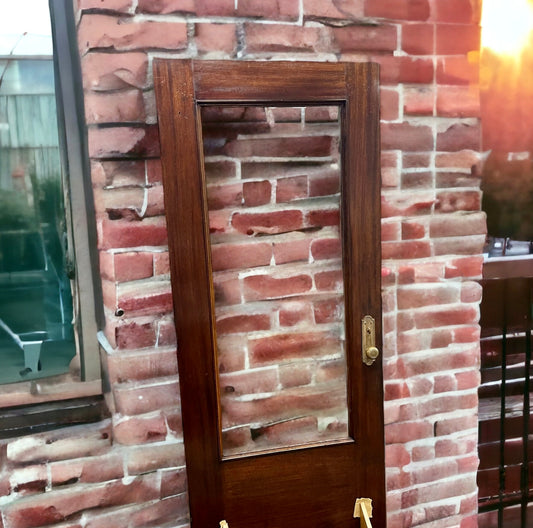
[434,234,485,255]
[435,414,477,436]
[219,368,278,395]
[243,274,312,301]
[397,285,459,309]
[403,153,430,168]
[207,182,243,210]
[211,242,272,271]
[232,210,304,235]
[195,23,237,54]
[444,256,483,278]
[50,455,124,486]
[311,238,341,260]
[280,363,313,387]
[79,0,132,10]
[429,212,486,237]
[305,106,338,122]
[114,380,180,415]
[106,349,178,383]
[127,443,185,474]
[372,56,434,84]
[157,319,177,346]
[401,171,432,188]
[250,331,340,364]
[244,24,327,54]
[314,269,343,291]
[115,320,156,349]
[435,190,481,212]
[382,240,431,259]
[437,56,479,85]
[82,52,148,91]
[455,370,480,391]
[437,85,480,117]
[89,125,160,158]
[385,382,410,401]
[85,90,145,124]
[402,23,434,54]
[303,0,364,20]
[113,414,168,445]
[205,160,237,180]
[403,86,434,115]
[365,0,430,20]
[78,15,188,53]
[437,122,481,152]
[216,313,271,335]
[136,0,195,13]
[382,122,433,151]
[273,238,310,264]
[436,24,481,55]
[217,336,246,372]
[279,302,312,326]
[243,180,272,206]
[401,220,426,239]
[213,276,242,305]
[160,469,187,499]
[3,476,160,528]
[226,135,333,158]
[276,176,308,202]
[117,283,173,317]
[413,305,479,328]
[154,251,169,275]
[237,0,300,20]
[382,220,401,241]
[331,25,397,52]
[385,420,433,443]
[314,298,343,324]
[306,208,340,227]
[251,416,321,446]
[209,209,232,234]
[113,251,153,281]
[380,88,400,121]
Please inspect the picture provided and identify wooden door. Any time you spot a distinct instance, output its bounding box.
[154,60,384,528]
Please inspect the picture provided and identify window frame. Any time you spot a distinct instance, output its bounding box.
[0,0,103,417]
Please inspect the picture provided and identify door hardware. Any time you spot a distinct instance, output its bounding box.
[362,315,380,366]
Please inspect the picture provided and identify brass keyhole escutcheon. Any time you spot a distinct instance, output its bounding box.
[362,316,380,366]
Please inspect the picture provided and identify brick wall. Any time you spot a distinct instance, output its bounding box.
[0,1,485,527]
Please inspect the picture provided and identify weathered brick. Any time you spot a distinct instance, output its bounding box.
[107,348,178,383]
[226,135,334,158]
[213,276,242,305]
[160,467,187,498]
[219,368,278,395]
[115,320,157,349]
[385,420,433,444]
[114,380,180,415]
[79,0,133,11]
[243,180,272,206]
[314,269,343,291]
[429,212,486,237]
[216,313,271,335]
[117,281,173,317]
[382,122,433,151]
[244,24,327,54]
[243,274,312,301]
[365,0,430,20]
[303,0,364,21]
[313,298,343,324]
[437,56,479,85]
[78,15,187,53]
[331,25,397,52]
[436,24,481,55]
[249,331,340,364]
[401,220,426,239]
[402,23,434,55]
[397,284,460,310]
[82,52,148,91]
[232,210,304,235]
[435,190,481,212]
[380,88,400,121]
[306,208,340,227]
[373,56,434,84]
[50,454,124,486]
[113,251,154,282]
[276,176,308,202]
[437,122,481,152]
[444,256,483,278]
[401,171,432,189]
[113,413,168,445]
[237,0,300,20]
[279,363,313,388]
[127,442,185,474]
[273,238,310,264]
[85,90,145,124]
[89,125,160,158]
[98,217,168,250]
[279,302,313,326]
[311,238,341,260]
[437,85,480,117]
[382,240,431,259]
[403,86,434,115]
[211,242,272,271]
[207,183,243,210]
[195,23,237,55]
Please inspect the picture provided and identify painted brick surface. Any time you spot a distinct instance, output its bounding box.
[0,0,484,527]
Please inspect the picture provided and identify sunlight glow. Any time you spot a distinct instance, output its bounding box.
[481,0,533,54]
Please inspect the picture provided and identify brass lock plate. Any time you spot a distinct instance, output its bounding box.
[362,315,379,366]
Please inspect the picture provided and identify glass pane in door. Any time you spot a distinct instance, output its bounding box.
[202,105,349,456]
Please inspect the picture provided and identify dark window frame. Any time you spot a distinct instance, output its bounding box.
[0,0,106,435]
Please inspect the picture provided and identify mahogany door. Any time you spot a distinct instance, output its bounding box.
[154,60,384,528]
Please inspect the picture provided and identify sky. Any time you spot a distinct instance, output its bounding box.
[0,1,52,56]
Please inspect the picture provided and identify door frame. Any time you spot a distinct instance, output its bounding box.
[154,59,384,527]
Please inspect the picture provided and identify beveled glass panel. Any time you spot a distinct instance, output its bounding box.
[202,105,349,456]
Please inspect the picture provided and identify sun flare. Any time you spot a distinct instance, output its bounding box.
[481,0,533,54]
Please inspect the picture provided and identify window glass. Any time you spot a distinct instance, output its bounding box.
[0,5,76,384]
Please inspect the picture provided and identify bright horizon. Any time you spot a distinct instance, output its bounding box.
[0,1,52,56]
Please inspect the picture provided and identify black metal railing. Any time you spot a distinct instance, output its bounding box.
[478,267,533,528]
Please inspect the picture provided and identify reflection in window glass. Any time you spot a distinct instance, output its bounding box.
[0,11,75,384]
